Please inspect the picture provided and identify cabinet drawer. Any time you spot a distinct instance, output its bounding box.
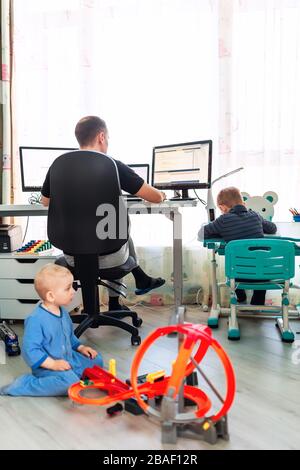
[0,279,39,299]
[0,257,56,278]
[0,299,40,319]
[0,291,82,320]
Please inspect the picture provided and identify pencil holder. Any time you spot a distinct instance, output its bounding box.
[293,215,300,222]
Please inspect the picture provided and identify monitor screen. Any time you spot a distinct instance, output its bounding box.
[152,140,212,190]
[122,164,150,195]
[19,146,77,192]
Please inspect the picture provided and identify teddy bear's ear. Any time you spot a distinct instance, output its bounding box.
[263,191,278,206]
[241,192,250,202]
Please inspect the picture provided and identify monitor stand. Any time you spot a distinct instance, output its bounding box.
[169,189,196,201]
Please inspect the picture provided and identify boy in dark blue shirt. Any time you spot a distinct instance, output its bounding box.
[199,187,277,305]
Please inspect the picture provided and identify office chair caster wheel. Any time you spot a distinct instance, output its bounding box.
[131,335,141,346]
[133,317,143,328]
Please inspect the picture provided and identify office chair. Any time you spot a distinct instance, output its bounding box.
[225,238,295,342]
[47,150,142,345]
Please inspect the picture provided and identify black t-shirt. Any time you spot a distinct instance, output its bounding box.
[41,156,144,198]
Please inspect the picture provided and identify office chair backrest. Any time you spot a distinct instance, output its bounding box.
[225,239,295,281]
[47,150,128,255]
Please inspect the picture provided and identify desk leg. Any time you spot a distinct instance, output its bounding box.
[165,211,185,416]
[167,210,185,325]
[207,250,221,328]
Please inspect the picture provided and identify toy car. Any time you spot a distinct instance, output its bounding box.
[0,322,21,356]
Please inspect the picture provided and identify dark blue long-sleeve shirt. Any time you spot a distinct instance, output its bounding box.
[198,204,277,242]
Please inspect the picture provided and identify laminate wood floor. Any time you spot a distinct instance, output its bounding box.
[0,305,299,450]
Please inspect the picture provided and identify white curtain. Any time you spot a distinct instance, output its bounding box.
[216,0,300,222]
[1,0,13,205]
[216,0,300,305]
[13,0,218,249]
[11,0,300,304]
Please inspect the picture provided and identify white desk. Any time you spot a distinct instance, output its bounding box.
[273,221,300,241]
[0,200,197,322]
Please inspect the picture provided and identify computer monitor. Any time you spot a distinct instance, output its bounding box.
[122,164,150,195]
[152,140,212,199]
[19,146,77,192]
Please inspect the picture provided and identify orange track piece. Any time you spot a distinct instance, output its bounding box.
[68,323,235,423]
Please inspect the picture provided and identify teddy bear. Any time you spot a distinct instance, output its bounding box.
[241,191,278,221]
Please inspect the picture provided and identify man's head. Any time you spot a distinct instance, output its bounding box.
[75,116,109,153]
[217,186,244,214]
[34,264,75,306]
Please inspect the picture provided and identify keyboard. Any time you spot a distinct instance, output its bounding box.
[122,195,143,202]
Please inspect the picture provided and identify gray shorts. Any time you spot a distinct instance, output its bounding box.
[64,237,137,298]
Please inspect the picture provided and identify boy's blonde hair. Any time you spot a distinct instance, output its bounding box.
[34,263,72,300]
[217,187,243,208]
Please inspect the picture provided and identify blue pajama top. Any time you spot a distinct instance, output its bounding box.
[22,303,82,370]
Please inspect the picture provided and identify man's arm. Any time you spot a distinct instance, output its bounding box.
[116,160,165,203]
[41,168,50,206]
[135,182,166,203]
[41,195,50,207]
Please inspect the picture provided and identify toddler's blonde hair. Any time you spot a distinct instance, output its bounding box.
[34,263,72,300]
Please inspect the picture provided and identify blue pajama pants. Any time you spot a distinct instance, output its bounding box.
[0,351,103,397]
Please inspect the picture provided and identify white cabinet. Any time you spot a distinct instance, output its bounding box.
[0,254,81,319]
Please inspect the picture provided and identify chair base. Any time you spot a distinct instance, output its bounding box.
[105,309,143,328]
[225,306,295,343]
[71,311,142,346]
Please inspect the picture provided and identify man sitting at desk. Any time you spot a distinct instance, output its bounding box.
[198,186,277,305]
[41,115,166,309]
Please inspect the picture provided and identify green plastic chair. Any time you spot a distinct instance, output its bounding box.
[225,238,295,342]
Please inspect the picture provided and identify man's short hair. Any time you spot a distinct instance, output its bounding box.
[217,187,243,208]
[75,116,107,147]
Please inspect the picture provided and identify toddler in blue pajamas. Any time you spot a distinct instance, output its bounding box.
[0,263,103,396]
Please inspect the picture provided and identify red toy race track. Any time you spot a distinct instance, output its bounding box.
[69,323,235,424]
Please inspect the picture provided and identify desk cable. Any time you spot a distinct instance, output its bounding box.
[22,193,42,243]
[193,189,207,206]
